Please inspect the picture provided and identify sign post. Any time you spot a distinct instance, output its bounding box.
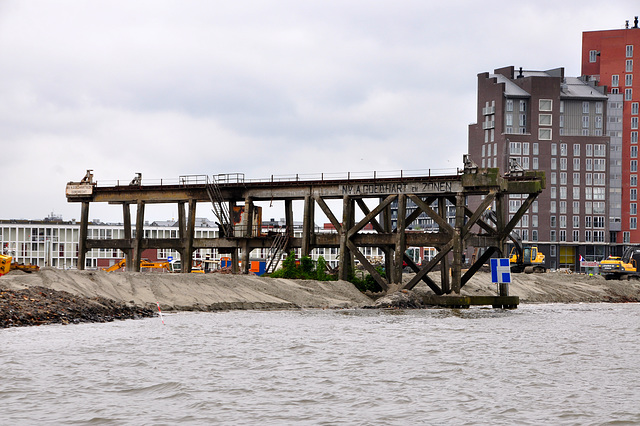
[490,258,511,296]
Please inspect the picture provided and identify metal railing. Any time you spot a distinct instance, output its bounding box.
[91,168,462,188]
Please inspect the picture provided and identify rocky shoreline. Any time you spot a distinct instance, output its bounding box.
[2,268,640,328]
[0,286,154,328]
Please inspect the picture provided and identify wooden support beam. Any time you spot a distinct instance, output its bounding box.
[123,203,133,270]
[301,194,314,257]
[184,198,197,273]
[461,246,497,288]
[393,194,406,284]
[346,240,388,292]
[132,200,145,272]
[461,192,496,238]
[77,201,89,270]
[348,194,396,239]
[408,195,453,236]
[314,194,341,232]
[402,240,453,293]
[402,253,442,294]
[339,195,353,280]
[438,197,450,293]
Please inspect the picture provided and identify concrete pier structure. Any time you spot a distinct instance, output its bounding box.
[66,159,545,295]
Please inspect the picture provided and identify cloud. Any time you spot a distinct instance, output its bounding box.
[0,0,638,221]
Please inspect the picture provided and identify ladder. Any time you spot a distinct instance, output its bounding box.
[206,176,233,237]
[264,229,290,274]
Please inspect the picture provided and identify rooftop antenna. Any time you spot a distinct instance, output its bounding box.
[635,16,639,28]
[626,20,629,29]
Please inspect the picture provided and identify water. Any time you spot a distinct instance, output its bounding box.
[2,304,640,425]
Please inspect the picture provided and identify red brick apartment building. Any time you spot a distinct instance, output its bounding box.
[582,17,640,244]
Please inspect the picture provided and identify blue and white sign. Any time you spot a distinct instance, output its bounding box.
[490,258,512,284]
[167,256,173,262]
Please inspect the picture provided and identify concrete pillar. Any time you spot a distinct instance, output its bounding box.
[77,201,89,270]
[132,200,145,272]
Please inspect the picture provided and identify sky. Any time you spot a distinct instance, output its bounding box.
[1,1,638,223]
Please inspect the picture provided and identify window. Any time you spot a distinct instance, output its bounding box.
[551,187,557,199]
[586,158,592,171]
[589,50,598,62]
[551,143,557,156]
[632,175,637,186]
[550,230,557,242]
[560,172,567,185]
[560,187,567,199]
[532,215,538,227]
[523,142,529,155]
[551,158,557,170]
[509,141,521,154]
[539,128,551,140]
[520,100,526,112]
[560,143,567,156]
[583,102,589,114]
[632,188,638,201]
[573,216,580,228]
[612,74,619,87]
[595,116,602,129]
[521,157,529,170]
[632,218,637,230]
[573,158,580,171]
[560,101,564,113]
[532,230,538,242]
[560,201,567,214]
[532,201,538,213]
[482,145,486,157]
[585,230,592,242]
[586,144,593,156]
[582,115,589,128]
[573,144,580,156]
[596,102,603,114]
[626,89,633,101]
[633,146,638,158]
[533,143,539,155]
[628,59,634,72]
[559,115,564,128]
[550,216,556,227]
[539,114,552,126]
[626,74,633,87]
[594,144,606,156]
[551,172,557,185]
[593,202,605,214]
[573,230,579,242]
[594,173,606,185]
[632,160,638,172]
[533,157,539,170]
[560,216,567,228]
[586,173,593,185]
[585,187,592,200]
[559,231,566,242]
[612,88,619,94]
[593,159,606,171]
[506,99,513,112]
[539,99,552,111]
[624,231,631,243]
[573,201,580,214]
[560,158,567,171]
[633,132,638,144]
[633,103,639,115]
[573,187,580,200]
[627,45,634,58]
[506,114,513,126]
[633,117,639,130]
[632,203,638,215]
[519,114,526,127]
[593,187,606,200]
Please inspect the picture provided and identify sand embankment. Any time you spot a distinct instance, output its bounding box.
[1,268,373,311]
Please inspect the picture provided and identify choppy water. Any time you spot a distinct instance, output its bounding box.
[2,304,640,425]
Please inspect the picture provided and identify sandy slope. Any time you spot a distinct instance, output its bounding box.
[0,268,373,311]
[2,268,640,314]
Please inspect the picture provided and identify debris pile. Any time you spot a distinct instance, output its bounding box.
[0,286,154,328]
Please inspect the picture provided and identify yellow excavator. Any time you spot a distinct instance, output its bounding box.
[508,245,546,273]
[102,258,204,273]
[599,246,640,280]
[0,254,40,276]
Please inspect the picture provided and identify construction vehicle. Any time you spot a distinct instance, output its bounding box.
[0,254,40,276]
[509,245,546,273]
[480,208,546,273]
[102,258,204,273]
[598,246,640,280]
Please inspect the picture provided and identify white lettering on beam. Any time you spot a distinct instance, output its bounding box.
[340,181,453,195]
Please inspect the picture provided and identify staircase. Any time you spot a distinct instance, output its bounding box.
[206,176,233,237]
[264,229,290,274]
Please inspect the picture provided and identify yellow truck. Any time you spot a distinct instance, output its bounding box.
[598,247,640,280]
[103,259,204,273]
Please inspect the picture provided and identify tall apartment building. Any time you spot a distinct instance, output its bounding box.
[582,17,640,244]
[468,66,612,270]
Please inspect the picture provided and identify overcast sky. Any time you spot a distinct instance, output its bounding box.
[1,1,638,223]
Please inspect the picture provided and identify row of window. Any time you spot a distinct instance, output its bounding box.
[550,230,606,243]
[589,45,634,62]
[611,73,634,87]
[549,186,606,200]
[551,158,606,171]
[550,172,606,185]
[611,87,634,101]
